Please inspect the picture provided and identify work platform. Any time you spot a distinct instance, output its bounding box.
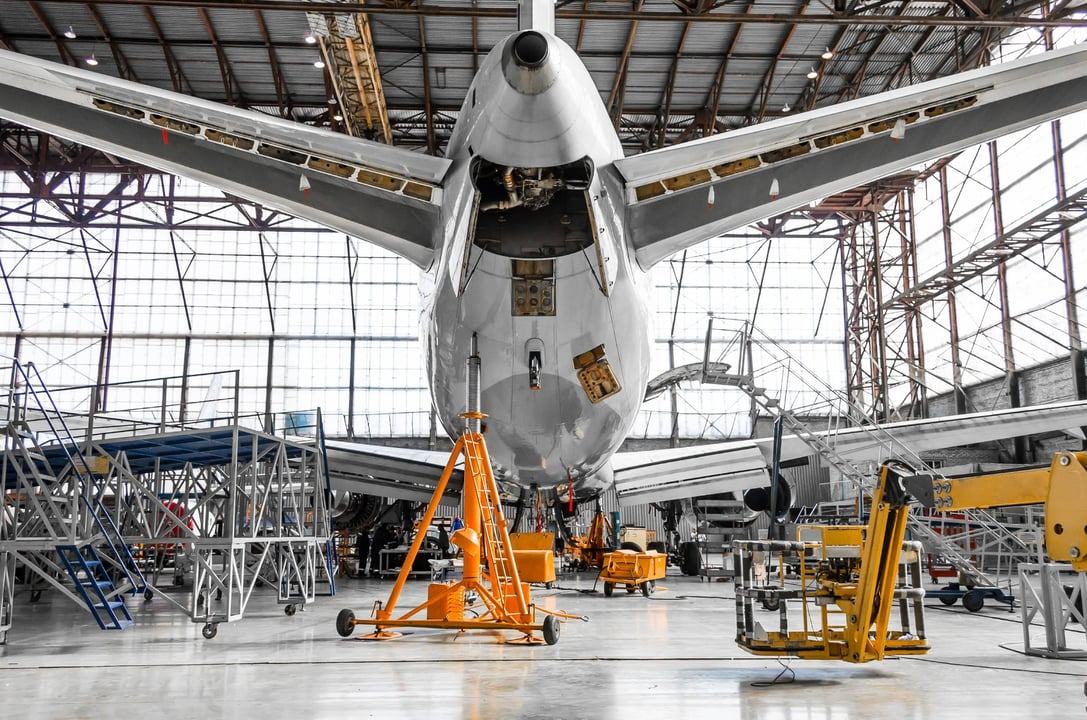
[1,363,334,642]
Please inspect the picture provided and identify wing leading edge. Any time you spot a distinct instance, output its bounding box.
[0,49,450,269]
[612,43,1087,270]
[612,400,1087,506]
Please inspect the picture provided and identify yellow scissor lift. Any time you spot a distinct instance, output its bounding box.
[734,462,929,662]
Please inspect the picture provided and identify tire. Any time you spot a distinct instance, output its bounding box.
[761,596,780,612]
[144,589,154,601]
[542,615,560,646]
[619,541,643,553]
[962,591,985,613]
[680,542,701,576]
[939,596,957,606]
[626,585,636,594]
[603,581,614,598]
[202,623,218,639]
[336,608,357,637]
[647,541,665,553]
[284,604,297,616]
[641,582,651,597]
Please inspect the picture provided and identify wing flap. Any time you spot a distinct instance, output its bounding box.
[611,400,1087,505]
[613,43,1087,269]
[325,440,462,503]
[612,442,769,506]
[0,49,450,268]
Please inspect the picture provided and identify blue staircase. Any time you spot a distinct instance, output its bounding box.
[56,545,133,630]
[9,360,148,625]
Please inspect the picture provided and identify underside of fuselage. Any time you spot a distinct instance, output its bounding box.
[411,27,654,497]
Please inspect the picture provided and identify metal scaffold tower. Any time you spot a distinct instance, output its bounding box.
[703,319,1031,593]
[1,360,334,641]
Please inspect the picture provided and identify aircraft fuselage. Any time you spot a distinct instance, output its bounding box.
[420,29,651,496]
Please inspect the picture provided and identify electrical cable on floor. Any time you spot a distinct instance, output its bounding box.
[900,654,1086,676]
[749,656,796,687]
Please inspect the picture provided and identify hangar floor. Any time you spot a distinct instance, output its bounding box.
[0,569,1081,719]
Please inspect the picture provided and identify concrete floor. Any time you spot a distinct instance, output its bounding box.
[1,569,1083,719]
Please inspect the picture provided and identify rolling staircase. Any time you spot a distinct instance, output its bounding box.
[3,359,147,629]
[710,320,1025,590]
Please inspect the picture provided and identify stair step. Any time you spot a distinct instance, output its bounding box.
[93,601,127,611]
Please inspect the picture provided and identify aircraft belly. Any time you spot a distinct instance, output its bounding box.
[426,249,648,490]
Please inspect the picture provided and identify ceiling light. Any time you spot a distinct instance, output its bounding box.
[821,47,833,61]
[63,25,77,40]
[84,54,98,67]
[806,67,818,80]
[782,102,791,113]
[304,33,317,44]
[314,59,325,69]
[333,113,344,122]
[328,97,337,105]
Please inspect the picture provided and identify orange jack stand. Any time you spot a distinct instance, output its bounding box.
[335,416,561,645]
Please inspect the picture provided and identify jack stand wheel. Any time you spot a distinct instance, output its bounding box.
[144,589,154,601]
[202,623,218,639]
[335,608,355,637]
[284,604,297,617]
[543,615,560,645]
[603,582,614,597]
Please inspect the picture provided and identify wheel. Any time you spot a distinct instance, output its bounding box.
[761,596,781,611]
[680,542,701,576]
[641,582,651,597]
[647,541,665,553]
[603,581,614,598]
[939,596,957,606]
[336,608,357,637]
[545,581,553,589]
[542,615,560,646]
[619,541,644,553]
[144,589,154,601]
[284,604,297,616]
[626,585,636,594]
[202,623,218,639]
[962,591,985,612]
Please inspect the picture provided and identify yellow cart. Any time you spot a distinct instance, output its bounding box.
[598,549,666,597]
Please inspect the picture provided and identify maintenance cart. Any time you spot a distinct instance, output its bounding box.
[599,549,666,597]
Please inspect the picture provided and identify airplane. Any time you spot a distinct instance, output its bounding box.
[3,0,1087,529]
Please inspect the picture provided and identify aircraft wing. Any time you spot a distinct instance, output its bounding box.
[611,43,1087,270]
[324,439,463,504]
[0,49,449,269]
[612,400,1087,506]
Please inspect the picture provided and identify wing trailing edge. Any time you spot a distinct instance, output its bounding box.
[613,43,1087,269]
[0,49,450,268]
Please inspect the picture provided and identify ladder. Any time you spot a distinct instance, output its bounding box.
[714,321,1009,589]
[8,360,148,612]
[463,432,530,621]
[56,545,133,630]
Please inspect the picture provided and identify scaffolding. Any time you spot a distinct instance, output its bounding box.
[1,359,334,641]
